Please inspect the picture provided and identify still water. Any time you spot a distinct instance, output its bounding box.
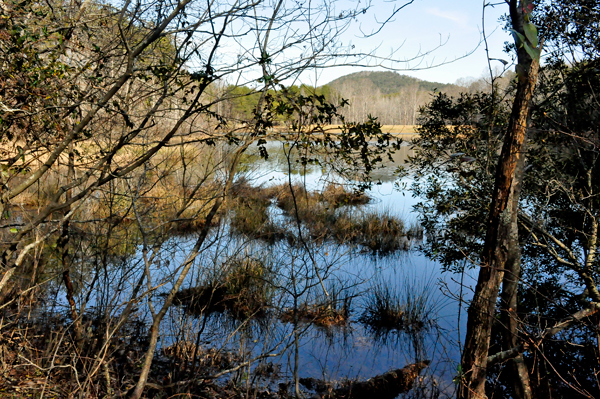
[53,141,474,396]
[160,141,473,395]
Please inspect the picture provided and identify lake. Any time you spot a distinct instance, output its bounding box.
[43,140,473,397]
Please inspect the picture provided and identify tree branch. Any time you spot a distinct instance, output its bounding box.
[487,302,600,367]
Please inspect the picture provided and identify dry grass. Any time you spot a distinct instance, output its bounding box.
[269,124,419,136]
[280,303,349,327]
[228,178,287,242]
[280,283,353,328]
[274,183,369,214]
[9,142,223,239]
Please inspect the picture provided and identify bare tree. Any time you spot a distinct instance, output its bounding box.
[0,0,424,396]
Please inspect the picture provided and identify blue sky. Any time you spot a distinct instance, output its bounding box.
[306,0,513,85]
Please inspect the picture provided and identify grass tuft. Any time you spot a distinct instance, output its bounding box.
[228,178,288,242]
[174,256,274,319]
[359,276,435,333]
[280,283,353,328]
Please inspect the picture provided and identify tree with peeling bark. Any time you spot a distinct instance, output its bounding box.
[459,1,541,395]
[408,1,600,398]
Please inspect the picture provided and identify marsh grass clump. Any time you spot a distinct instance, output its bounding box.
[274,183,369,216]
[174,256,274,319]
[273,183,312,215]
[357,210,406,253]
[280,302,350,328]
[329,208,412,254]
[229,178,288,242]
[162,342,241,372]
[225,180,419,253]
[359,278,435,333]
[321,183,370,207]
[280,285,353,328]
[359,284,405,330]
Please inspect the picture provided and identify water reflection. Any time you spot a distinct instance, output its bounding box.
[45,139,465,397]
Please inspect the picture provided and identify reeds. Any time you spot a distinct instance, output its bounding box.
[329,208,409,253]
[174,255,274,319]
[359,276,436,333]
[274,182,369,216]
[227,180,420,254]
[280,283,353,328]
[228,178,288,242]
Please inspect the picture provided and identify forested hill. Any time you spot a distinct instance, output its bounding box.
[326,71,460,95]
[323,71,465,125]
[223,71,470,126]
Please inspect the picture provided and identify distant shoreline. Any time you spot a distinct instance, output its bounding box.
[269,124,419,139]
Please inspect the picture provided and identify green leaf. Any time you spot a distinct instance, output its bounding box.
[523,42,541,61]
[523,22,538,48]
[510,29,526,47]
[10,228,18,234]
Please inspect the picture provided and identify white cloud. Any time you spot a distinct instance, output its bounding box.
[425,7,469,27]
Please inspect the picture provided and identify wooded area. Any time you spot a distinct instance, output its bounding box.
[1,0,599,398]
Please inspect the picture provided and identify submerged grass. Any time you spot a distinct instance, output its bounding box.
[280,303,350,328]
[280,283,353,328]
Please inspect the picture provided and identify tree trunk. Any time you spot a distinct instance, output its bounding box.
[458,1,540,398]
[499,142,533,399]
[60,142,84,344]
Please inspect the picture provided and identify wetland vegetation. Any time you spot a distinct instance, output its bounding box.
[2,0,600,398]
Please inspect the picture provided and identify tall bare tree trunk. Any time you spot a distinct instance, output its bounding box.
[458,1,540,398]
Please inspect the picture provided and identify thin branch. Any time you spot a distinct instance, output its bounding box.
[487,302,600,367]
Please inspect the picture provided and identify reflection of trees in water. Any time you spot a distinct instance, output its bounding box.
[240,140,416,183]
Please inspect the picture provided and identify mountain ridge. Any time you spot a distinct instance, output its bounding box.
[325,71,461,95]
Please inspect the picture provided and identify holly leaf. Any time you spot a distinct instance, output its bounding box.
[510,29,526,47]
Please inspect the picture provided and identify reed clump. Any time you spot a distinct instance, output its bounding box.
[228,178,288,242]
[228,181,420,254]
[274,183,369,217]
[162,342,241,372]
[280,302,350,328]
[321,183,371,207]
[329,209,409,254]
[174,256,274,319]
[280,286,352,328]
[359,278,435,333]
